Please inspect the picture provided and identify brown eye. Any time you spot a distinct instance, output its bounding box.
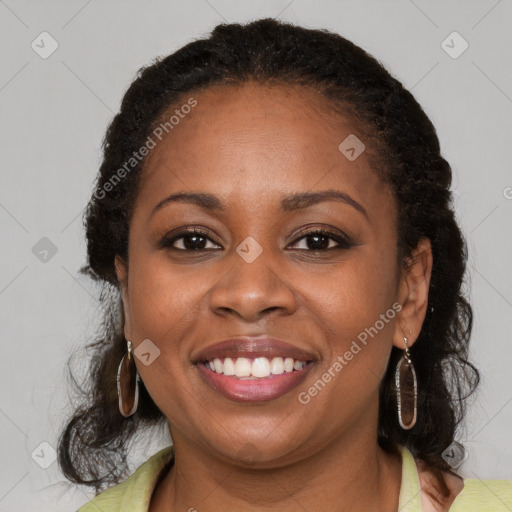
[158,227,354,252]
[159,228,221,251]
[288,228,354,251]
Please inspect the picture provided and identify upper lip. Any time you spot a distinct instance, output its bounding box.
[192,335,318,363]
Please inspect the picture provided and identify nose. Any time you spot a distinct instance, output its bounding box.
[208,247,298,323]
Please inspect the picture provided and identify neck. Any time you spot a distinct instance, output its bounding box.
[151,423,402,512]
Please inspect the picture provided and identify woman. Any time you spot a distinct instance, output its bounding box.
[58,18,511,511]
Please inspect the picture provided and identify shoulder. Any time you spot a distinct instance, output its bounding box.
[416,457,512,511]
[450,478,512,510]
[77,446,174,512]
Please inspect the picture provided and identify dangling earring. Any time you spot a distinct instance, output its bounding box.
[117,340,141,417]
[395,336,418,430]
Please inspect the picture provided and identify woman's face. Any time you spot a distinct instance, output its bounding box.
[115,82,426,466]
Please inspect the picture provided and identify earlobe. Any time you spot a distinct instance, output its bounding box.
[392,237,433,350]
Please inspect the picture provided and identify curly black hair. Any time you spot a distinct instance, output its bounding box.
[57,17,480,496]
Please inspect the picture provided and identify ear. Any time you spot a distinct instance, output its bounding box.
[114,254,128,298]
[114,254,132,339]
[392,237,433,351]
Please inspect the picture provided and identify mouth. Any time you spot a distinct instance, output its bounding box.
[192,336,317,402]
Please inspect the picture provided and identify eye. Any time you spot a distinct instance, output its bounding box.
[158,228,221,251]
[288,227,354,251]
[158,226,354,252]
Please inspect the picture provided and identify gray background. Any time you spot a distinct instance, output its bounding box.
[1,0,511,510]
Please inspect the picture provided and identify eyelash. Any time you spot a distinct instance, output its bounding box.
[158,226,354,252]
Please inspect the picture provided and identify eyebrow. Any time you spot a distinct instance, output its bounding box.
[150,189,368,219]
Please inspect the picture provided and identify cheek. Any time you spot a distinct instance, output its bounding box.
[124,246,206,366]
[298,274,397,424]
[316,247,397,327]
[124,257,205,415]
[128,270,200,341]
[308,244,399,380]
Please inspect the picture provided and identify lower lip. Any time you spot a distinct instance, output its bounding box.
[196,362,314,402]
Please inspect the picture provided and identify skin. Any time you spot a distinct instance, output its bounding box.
[114,81,454,511]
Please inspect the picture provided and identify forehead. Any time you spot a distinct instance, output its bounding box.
[135,81,391,220]
[145,81,359,169]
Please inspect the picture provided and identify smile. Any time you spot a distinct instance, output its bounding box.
[196,357,315,403]
[205,356,307,378]
[192,335,317,402]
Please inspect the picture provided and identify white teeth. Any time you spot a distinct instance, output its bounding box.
[293,360,306,371]
[223,357,236,376]
[270,357,284,375]
[234,357,252,377]
[205,356,307,377]
[213,358,223,373]
[252,357,271,378]
[284,357,294,372]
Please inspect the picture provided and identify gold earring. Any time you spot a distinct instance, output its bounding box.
[395,336,418,430]
[116,340,141,417]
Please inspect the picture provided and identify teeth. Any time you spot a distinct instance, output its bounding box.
[213,358,223,373]
[270,357,284,375]
[223,357,236,376]
[252,357,271,378]
[284,357,294,372]
[234,357,252,377]
[205,356,307,377]
[293,360,306,371]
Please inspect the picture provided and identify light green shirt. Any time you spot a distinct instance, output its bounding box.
[78,445,512,511]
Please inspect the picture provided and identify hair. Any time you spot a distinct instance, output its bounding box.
[57,18,480,498]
